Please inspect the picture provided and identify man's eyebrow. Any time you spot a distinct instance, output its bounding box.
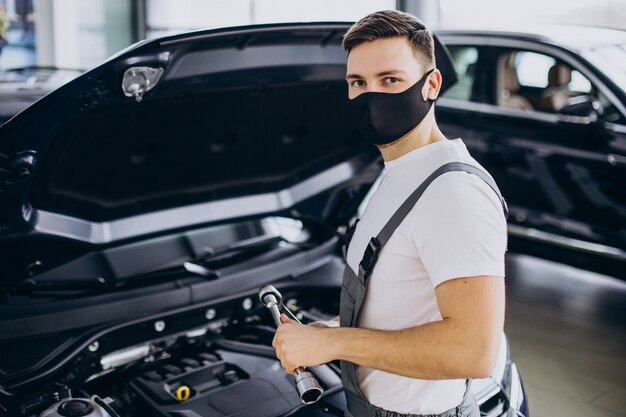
[345,69,408,79]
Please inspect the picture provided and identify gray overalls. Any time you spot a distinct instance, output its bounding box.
[339,162,510,417]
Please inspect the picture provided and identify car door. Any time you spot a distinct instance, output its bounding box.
[435,43,497,177]
[437,36,626,271]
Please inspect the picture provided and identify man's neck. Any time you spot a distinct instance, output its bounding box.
[377,115,447,163]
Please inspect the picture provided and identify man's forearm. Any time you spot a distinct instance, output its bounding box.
[325,276,504,379]
[273,276,504,378]
[325,318,500,380]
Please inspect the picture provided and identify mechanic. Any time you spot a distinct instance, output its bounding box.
[272,10,508,417]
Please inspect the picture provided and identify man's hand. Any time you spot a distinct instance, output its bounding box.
[272,314,334,374]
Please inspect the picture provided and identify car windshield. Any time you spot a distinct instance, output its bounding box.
[582,43,626,94]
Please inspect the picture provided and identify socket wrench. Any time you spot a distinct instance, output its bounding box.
[258,285,324,404]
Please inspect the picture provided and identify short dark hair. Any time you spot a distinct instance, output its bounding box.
[342,10,435,68]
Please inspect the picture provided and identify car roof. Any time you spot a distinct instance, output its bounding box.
[436,24,626,53]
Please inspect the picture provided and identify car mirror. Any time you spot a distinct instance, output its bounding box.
[557,95,604,125]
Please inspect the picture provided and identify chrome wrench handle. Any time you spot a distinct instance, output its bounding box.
[258,285,324,404]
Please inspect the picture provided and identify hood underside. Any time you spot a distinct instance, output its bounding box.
[0,23,457,283]
[31,80,368,221]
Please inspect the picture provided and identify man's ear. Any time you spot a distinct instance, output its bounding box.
[425,69,443,100]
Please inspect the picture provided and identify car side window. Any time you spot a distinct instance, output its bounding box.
[496,49,624,124]
[441,46,479,102]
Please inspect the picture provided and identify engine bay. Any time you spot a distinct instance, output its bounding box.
[0,215,521,417]
[5,286,346,417]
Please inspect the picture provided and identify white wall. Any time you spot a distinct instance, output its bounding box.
[145,0,396,38]
[34,0,132,69]
[440,0,626,31]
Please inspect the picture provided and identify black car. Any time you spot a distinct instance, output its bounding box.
[436,26,626,279]
[0,23,527,417]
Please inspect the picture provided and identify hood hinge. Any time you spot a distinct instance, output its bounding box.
[122,66,164,103]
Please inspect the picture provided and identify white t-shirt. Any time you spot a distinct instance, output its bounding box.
[344,138,508,415]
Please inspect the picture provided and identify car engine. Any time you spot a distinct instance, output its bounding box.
[9,286,346,417]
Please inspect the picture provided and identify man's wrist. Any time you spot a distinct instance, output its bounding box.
[322,326,351,363]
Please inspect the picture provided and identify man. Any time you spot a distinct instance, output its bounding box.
[272,10,508,417]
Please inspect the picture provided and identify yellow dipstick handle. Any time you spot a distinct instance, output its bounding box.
[175,385,190,401]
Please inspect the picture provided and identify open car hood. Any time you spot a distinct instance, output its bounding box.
[0,23,457,284]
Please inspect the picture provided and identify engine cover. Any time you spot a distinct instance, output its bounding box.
[129,349,333,417]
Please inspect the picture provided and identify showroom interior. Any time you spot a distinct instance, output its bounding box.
[0,1,624,417]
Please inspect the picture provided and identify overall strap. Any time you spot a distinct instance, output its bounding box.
[359,162,508,279]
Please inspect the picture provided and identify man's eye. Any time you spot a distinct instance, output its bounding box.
[350,80,365,87]
[384,77,400,84]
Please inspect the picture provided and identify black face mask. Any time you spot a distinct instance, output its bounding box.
[348,68,435,146]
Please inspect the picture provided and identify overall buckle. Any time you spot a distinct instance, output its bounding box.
[359,237,381,278]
